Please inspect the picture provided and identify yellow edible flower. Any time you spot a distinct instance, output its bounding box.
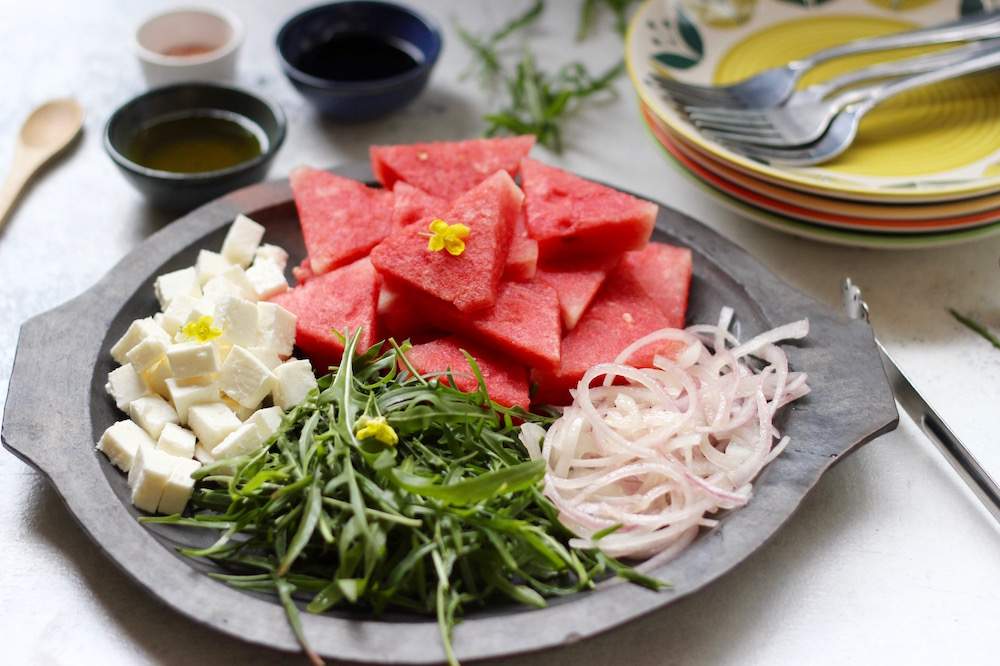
[181,315,222,343]
[425,218,470,256]
[354,415,398,446]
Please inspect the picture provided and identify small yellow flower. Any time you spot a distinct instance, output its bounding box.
[354,415,398,446]
[181,315,222,343]
[425,219,470,256]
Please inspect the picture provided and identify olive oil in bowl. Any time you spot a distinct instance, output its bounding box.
[126,111,265,174]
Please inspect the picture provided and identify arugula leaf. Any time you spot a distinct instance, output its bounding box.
[949,308,1000,350]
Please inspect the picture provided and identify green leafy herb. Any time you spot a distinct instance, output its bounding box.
[456,0,545,85]
[577,0,639,40]
[949,308,1000,350]
[145,332,663,665]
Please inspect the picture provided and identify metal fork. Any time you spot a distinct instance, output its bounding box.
[686,41,997,147]
[715,44,1000,166]
[842,279,1000,525]
[654,11,1000,110]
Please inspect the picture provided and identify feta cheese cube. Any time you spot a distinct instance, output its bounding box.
[223,396,255,421]
[110,318,170,365]
[194,443,216,465]
[251,406,284,439]
[272,359,317,409]
[255,244,288,271]
[212,421,266,459]
[161,294,199,335]
[157,423,197,458]
[126,336,167,373]
[222,214,265,267]
[165,377,220,423]
[257,302,297,357]
[246,259,289,300]
[154,267,202,310]
[96,420,155,472]
[187,402,241,449]
[157,457,202,515]
[220,345,276,409]
[248,346,282,370]
[215,297,258,347]
[203,265,256,304]
[142,360,173,398]
[129,444,177,513]
[166,341,219,379]
[106,364,149,411]
[195,249,231,285]
[129,394,179,439]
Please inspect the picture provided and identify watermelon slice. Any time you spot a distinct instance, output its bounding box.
[391,181,447,229]
[370,170,523,312]
[270,258,380,371]
[503,210,539,282]
[377,283,436,341]
[535,255,621,330]
[619,243,692,326]
[520,158,656,260]
[290,167,394,275]
[292,257,315,285]
[403,337,530,409]
[531,263,689,405]
[371,136,535,200]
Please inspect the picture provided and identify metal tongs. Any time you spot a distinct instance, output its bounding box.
[843,278,1000,525]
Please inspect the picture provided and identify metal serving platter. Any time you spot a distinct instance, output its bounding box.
[2,162,898,664]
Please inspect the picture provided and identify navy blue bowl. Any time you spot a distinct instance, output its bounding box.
[276,1,442,121]
[104,83,286,211]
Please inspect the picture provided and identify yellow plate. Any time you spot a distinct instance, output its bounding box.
[627,0,1000,203]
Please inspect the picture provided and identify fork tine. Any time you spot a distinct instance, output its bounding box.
[692,118,778,134]
[688,112,773,128]
[685,108,770,124]
[702,128,784,145]
[718,140,811,162]
[654,80,742,108]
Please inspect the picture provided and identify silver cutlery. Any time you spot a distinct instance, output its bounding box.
[843,278,1000,526]
[654,11,1000,110]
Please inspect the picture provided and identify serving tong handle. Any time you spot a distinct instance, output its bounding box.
[842,278,1000,525]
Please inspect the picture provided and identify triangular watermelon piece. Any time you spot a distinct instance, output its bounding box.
[403,337,530,409]
[504,210,539,282]
[391,181,447,229]
[535,255,621,330]
[377,283,438,341]
[371,136,535,200]
[370,170,523,312]
[270,258,380,371]
[521,158,657,260]
[292,257,315,285]
[291,167,394,275]
[619,243,692,326]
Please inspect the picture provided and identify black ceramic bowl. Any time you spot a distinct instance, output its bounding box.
[104,83,286,211]
[276,1,442,121]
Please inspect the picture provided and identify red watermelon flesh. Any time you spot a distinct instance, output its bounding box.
[531,266,686,405]
[270,258,380,372]
[290,167,394,275]
[377,283,437,341]
[391,181,447,229]
[619,243,692,326]
[520,158,656,260]
[370,170,523,313]
[403,337,530,409]
[371,136,535,200]
[292,257,315,285]
[535,255,621,330]
[504,210,539,282]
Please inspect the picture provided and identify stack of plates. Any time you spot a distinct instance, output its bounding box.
[626,0,1000,249]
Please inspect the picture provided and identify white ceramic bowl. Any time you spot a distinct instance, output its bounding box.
[133,6,244,87]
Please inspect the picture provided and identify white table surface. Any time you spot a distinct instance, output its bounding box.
[2,1,999,664]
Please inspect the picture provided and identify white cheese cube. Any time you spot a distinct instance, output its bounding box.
[110,318,170,365]
[161,294,199,335]
[248,346,282,370]
[187,402,242,449]
[129,444,177,512]
[194,443,216,465]
[257,302,297,357]
[166,341,219,379]
[166,377,220,423]
[212,421,266,459]
[129,394,179,439]
[141,360,173,398]
[154,267,202,310]
[126,336,167,373]
[272,359,317,410]
[106,364,149,411]
[215,297,258,347]
[246,260,289,300]
[153,313,166,328]
[251,406,284,439]
[157,423,197,458]
[195,249,232,285]
[96,420,155,472]
[157,457,202,515]
[223,396,255,421]
[222,214,265,267]
[219,345,276,409]
[202,265,256,305]
[255,244,288,271]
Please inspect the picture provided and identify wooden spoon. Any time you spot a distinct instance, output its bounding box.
[0,98,84,231]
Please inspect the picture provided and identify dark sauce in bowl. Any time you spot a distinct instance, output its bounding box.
[126,111,265,174]
[294,32,420,81]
